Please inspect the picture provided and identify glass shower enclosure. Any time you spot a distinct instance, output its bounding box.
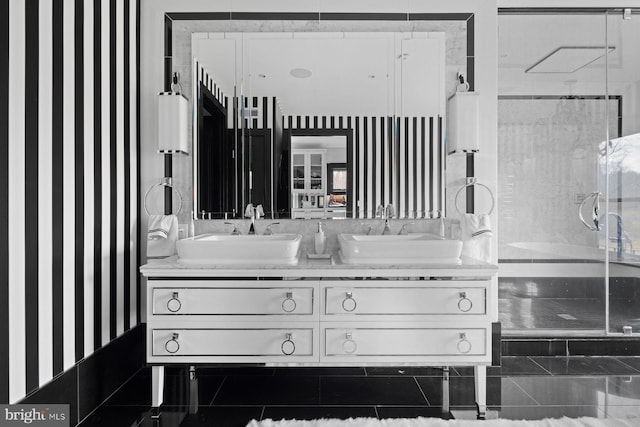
[497,10,640,336]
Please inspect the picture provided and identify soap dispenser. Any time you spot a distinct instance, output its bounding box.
[314,222,326,254]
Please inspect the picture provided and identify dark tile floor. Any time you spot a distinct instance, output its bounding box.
[79,357,640,427]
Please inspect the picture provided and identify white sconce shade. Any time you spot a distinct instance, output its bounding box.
[158,92,189,155]
[447,92,479,154]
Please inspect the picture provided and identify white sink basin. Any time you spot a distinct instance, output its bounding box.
[176,233,302,265]
[337,233,463,265]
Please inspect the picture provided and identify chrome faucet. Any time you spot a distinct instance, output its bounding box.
[398,222,415,235]
[376,204,395,235]
[263,222,280,235]
[224,222,241,235]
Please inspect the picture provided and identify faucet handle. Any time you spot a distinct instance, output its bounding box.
[224,222,241,235]
[398,222,416,235]
[263,222,280,235]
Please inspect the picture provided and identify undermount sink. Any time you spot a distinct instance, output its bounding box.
[338,233,463,265]
[176,233,302,265]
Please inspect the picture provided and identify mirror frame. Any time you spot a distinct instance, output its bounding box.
[163,12,477,220]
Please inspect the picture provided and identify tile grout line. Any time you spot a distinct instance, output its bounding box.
[413,376,431,406]
[527,357,555,376]
[508,377,541,406]
[209,376,227,405]
[613,358,640,374]
[76,366,146,425]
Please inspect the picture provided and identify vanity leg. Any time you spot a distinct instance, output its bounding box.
[474,365,487,419]
[151,365,165,419]
[442,366,450,415]
[188,365,199,414]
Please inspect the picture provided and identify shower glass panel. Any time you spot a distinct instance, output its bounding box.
[498,13,609,334]
[606,11,640,335]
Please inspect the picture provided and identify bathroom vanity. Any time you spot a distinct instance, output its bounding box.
[140,243,498,418]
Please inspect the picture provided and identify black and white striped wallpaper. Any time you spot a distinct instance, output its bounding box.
[2,0,140,404]
[286,115,444,219]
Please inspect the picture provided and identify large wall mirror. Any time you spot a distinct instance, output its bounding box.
[191,31,447,220]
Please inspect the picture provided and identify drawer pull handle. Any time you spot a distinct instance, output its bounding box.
[167,292,182,313]
[457,332,472,354]
[165,333,180,354]
[282,292,297,313]
[342,292,357,312]
[343,332,357,354]
[281,333,296,356]
[457,292,472,312]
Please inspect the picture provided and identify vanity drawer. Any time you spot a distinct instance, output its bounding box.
[324,287,485,315]
[324,328,486,357]
[152,328,314,357]
[152,287,314,315]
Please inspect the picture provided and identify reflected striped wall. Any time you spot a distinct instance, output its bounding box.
[1,0,140,404]
[285,115,444,219]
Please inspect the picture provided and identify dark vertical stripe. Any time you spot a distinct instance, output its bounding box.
[163,14,172,91]
[437,116,443,214]
[379,118,384,205]
[123,0,131,332]
[351,116,357,216]
[389,117,398,209]
[412,117,417,217]
[390,117,396,208]
[466,153,475,214]
[52,0,65,375]
[136,0,141,326]
[288,116,293,129]
[362,117,367,217]
[371,118,377,209]
[330,116,335,128]
[109,0,117,340]
[74,0,85,360]
[305,116,309,128]
[405,118,410,217]
[321,116,326,128]
[421,117,426,217]
[164,153,172,213]
[313,116,318,128]
[25,0,39,393]
[0,0,9,404]
[338,116,343,129]
[93,0,103,350]
[296,116,301,129]
[428,117,434,216]
[262,97,267,129]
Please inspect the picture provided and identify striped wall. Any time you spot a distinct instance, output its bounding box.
[2,0,140,404]
[285,115,445,219]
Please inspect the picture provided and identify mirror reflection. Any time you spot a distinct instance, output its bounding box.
[192,31,446,219]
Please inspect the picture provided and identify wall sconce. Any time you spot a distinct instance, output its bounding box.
[158,73,189,155]
[446,92,479,155]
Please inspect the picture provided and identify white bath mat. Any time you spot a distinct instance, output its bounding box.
[247,417,636,427]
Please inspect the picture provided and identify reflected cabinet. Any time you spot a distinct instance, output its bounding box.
[291,149,327,219]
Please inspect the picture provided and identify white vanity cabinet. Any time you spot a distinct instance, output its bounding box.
[141,263,497,418]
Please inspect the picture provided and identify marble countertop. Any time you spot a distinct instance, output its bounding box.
[140,250,497,278]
